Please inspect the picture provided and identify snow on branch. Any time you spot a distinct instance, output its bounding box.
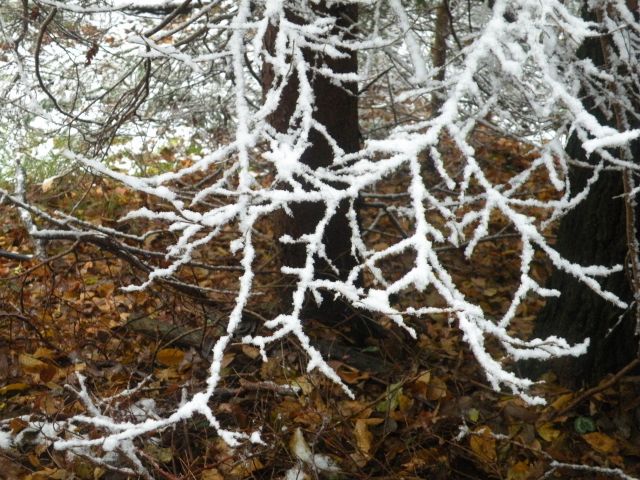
[3,0,640,473]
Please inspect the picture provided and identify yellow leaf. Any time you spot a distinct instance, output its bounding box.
[200,468,224,480]
[536,423,561,442]
[19,354,47,373]
[424,375,447,401]
[155,368,180,381]
[354,419,373,455]
[156,348,185,367]
[145,444,173,464]
[291,376,314,395]
[582,432,618,454]
[0,383,29,395]
[416,371,431,384]
[469,427,497,463]
[507,461,530,480]
[32,348,56,360]
[398,393,413,413]
[71,459,94,480]
[550,393,573,411]
[467,408,480,423]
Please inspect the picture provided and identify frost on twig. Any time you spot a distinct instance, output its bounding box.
[1,0,640,473]
[13,158,46,259]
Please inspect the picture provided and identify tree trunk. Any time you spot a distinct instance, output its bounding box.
[530,4,639,387]
[263,4,363,332]
[430,1,449,112]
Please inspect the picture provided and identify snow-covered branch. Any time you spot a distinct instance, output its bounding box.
[2,0,640,473]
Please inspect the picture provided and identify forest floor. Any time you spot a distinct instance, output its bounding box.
[1,130,640,480]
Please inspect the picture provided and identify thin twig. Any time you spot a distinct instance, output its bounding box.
[548,357,640,420]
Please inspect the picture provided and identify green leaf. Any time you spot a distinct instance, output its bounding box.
[467,408,480,423]
[574,416,596,434]
[376,382,402,413]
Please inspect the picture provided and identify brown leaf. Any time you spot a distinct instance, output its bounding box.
[338,400,372,419]
[424,375,447,401]
[536,423,561,442]
[354,419,373,455]
[19,354,47,374]
[156,348,185,367]
[201,468,224,480]
[549,393,573,411]
[0,383,29,396]
[38,363,58,383]
[241,344,260,359]
[336,364,369,384]
[470,426,497,463]
[32,348,56,360]
[582,432,618,454]
[507,461,530,480]
[10,417,28,434]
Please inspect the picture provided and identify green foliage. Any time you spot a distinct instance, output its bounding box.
[574,416,596,434]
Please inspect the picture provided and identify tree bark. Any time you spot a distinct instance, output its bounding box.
[530,3,639,387]
[263,4,363,332]
[430,1,449,112]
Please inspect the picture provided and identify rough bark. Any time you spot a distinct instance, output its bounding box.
[530,4,639,387]
[430,1,449,112]
[263,4,364,333]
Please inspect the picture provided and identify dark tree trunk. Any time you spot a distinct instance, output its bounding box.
[263,4,363,331]
[430,1,449,112]
[530,4,638,387]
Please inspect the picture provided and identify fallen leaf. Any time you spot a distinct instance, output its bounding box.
[377,382,403,413]
[290,428,313,463]
[461,409,478,424]
[201,468,224,480]
[0,383,29,396]
[241,344,260,359]
[337,364,369,384]
[574,416,596,434]
[291,376,314,395]
[536,423,561,442]
[41,176,56,193]
[229,458,264,477]
[470,426,497,463]
[38,363,58,383]
[424,375,447,401]
[282,466,310,480]
[32,348,56,360]
[550,393,573,410]
[10,417,28,434]
[582,432,618,454]
[145,444,173,464]
[156,348,185,367]
[354,419,373,454]
[19,354,47,374]
[289,428,338,472]
[507,460,530,480]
